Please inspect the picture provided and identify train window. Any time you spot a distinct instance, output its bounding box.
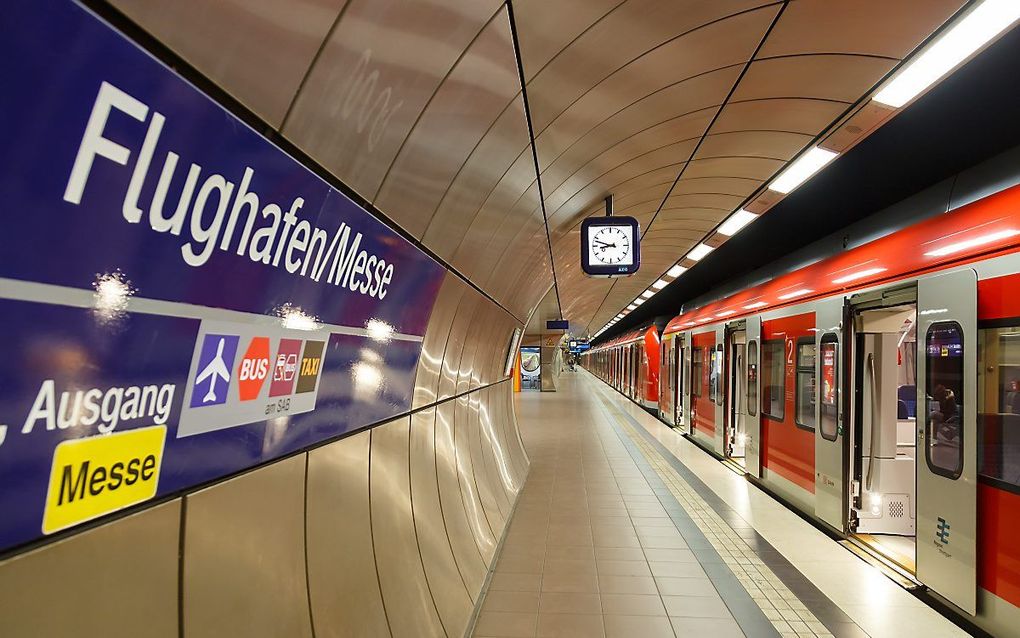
[819,335,839,441]
[925,322,964,479]
[795,338,817,430]
[978,325,1020,491]
[746,341,757,416]
[692,347,703,397]
[762,339,785,420]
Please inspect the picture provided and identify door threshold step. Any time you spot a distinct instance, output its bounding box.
[840,538,921,590]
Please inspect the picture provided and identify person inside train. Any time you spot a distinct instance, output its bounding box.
[929,383,960,442]
[1005,378,1020,414]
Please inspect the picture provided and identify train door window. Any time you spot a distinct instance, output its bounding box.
[714,345,724,406]
[714,342,722,402]
[819,335,839,441]
[676,346,684,411]
[762,339,785,420]
[692,347,703,397]
[747,341,757,416]
[925,322,964,479]
[796,338,817,429]
[978,324,1020,490]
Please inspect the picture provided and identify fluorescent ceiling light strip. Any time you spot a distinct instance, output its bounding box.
[778,288,812,300]
[718,209,758,237]
[640,290,653,299]
[744,301,767,309]
[769,147,838,194]
[687,243,714,261]
[652,279,669,290]
[832,267,888,284]
[874,0,1020,108]
[667,265,687,277]
[716,310,736,317]
[924,228,1020,256]
[634,298,646,306]
[627,304,637,310]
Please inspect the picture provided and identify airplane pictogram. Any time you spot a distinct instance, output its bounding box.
[190,334,240,408]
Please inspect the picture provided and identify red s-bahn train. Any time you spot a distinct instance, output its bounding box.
[583,182,1020,635]
[589,325,660,409]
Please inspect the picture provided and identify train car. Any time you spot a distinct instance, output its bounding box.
[585,325,660,409]
[657,182,1020,634]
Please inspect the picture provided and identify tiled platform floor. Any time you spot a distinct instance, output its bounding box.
[471,371,967,638]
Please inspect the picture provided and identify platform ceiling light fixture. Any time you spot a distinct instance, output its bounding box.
[634,298,646,306]
[687,243,714,261]
[924,228,1020,256]
[652,278,669,290]
[777,288,813,300]
[627,303,637,310]
[718,209,758,237]
[640,290,653,299]
[769,147,838,194]
[832,267,888,284]
[716,310,736,317]
[744,301,768,310]
[667,264,687,278]
[873,0,1020,108]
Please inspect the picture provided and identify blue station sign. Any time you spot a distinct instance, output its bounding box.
[0,0,446,552]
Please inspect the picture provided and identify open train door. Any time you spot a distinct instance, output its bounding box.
[814,297,846,531]
[916,269,977,615]
[714,326,726,455]
[745,316,762,477]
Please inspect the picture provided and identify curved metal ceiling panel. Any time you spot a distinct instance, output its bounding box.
[282,0,504,200]
[108,0,346,126]
[522,1,777,133]
[757,0,967,59]
[375,8,521,239]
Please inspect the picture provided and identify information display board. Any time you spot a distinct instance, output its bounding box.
[0,0,446,552]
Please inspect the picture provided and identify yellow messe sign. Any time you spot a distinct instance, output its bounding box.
[43,425,166,534]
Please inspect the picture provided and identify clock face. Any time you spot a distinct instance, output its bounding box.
[588,225,633,265]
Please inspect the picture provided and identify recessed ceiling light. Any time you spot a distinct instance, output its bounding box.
[744,301,768,310]
[652,279,669,290]
[778,288,813,300]
[924,228,1020,256]
[687,243,714,261]
[769,147,838,194]
[667,264,687,278]
[640,290,653,299]
[874,0,1020,108]
[832,267,887,284]
[718,209,758,237]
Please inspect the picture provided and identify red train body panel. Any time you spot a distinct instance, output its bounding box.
[760,312,816,494]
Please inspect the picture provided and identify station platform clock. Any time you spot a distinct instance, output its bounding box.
[581,215,641,276]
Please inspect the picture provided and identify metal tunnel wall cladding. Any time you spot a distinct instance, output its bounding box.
[0,2,533,636]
